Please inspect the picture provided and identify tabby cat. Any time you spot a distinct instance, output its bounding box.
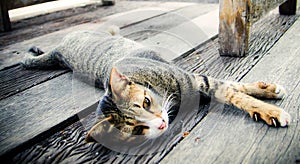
[22,29,291,143]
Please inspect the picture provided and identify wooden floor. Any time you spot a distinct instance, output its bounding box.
[0,1,299,163]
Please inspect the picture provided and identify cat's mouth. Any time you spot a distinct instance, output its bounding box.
[158,120,167,130]
[132,121,166,137]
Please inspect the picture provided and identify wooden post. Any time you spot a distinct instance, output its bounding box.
[279,0,297,15]
[0,0,11,31]
[219,0,251,57]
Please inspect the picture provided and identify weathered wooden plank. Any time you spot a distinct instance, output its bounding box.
[3,0,107,32]
[0,0,11,31]
[0,73,104,158]
[0,3,216,159]
[140,8,218,61]
[0,1,165,47]
[161,17,300,164]
[0,65,68,100]
[8,0,103,21]
[7,9,299,163]
[0,1,194,70]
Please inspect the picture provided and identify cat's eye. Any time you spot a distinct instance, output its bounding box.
[143,97,151,111]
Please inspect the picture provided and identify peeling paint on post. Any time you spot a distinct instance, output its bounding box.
[219,0,251,57]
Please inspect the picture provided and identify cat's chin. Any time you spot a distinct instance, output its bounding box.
[145,128,167,139]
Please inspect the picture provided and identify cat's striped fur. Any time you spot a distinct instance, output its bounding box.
[22,30,291,142]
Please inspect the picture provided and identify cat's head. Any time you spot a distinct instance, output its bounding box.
[86,67,170,142]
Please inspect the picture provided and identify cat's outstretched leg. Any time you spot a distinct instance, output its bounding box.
[231,82,286,100]
[21,46,60,69]
[222,87,290,127]
[195,75,291,127]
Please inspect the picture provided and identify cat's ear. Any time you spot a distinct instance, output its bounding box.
[86,117,112,143]
[86,116,134,143]
[109,67,131,100]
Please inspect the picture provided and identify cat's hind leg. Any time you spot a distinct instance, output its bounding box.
[232,81,286,100]
[22,46,60,69]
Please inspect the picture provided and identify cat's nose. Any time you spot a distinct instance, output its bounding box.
[158,119,166,130]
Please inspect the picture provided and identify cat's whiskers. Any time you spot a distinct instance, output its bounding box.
[162,92,176,114]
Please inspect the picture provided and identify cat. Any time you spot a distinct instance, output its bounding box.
[22,29,291,143]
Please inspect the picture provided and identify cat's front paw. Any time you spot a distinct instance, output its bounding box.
[273,84,287,99]
[257,82,287,99]
[251,108,291,127]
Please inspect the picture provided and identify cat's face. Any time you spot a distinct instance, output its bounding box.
[109,67,169,138]
[87,68,170,142]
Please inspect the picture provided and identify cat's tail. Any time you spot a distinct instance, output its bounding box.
[107,25,120,36]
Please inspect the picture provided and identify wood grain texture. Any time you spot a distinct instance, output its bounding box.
[162,17,300,164]
[0,73,104,158]
[6,10,299,163]
[0,65,68,100]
